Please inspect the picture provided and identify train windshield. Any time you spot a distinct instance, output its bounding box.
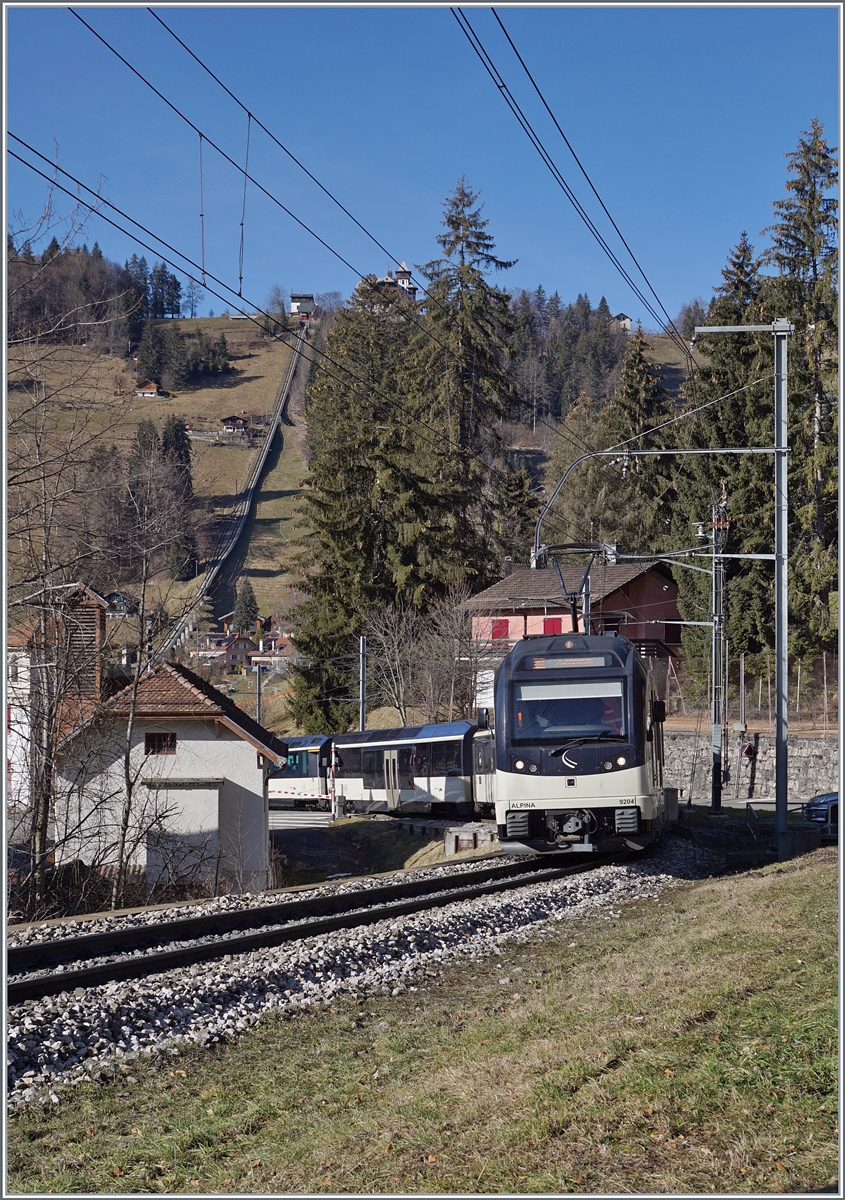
[511,679,626,743]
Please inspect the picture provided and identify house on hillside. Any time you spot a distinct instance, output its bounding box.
[220,414,249,434]
[289,294,316,320]
[466,562,682,701]
[369,262,418,303]
[104,591,139,618]
[54,662,288,895]
[612,313,632,332]
[135,381,160,397]
[193,633,258,672]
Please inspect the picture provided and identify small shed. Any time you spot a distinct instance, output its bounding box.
[135,381,159,397]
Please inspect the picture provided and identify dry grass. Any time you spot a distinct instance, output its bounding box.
[7,846,837,1194]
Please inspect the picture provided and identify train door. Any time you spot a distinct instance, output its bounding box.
[382,749,401,811]
[473,733,495,814]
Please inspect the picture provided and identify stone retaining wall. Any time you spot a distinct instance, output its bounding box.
[663,730,838,804]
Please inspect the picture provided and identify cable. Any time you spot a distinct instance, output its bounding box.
[451,8,690,361]
[238,112,251,296]
[10,140,522,497]
[72,7,453,343]
[198,132,206,285]
[491,7,691,356]
[448,12,681,350]
[146,6,448,321]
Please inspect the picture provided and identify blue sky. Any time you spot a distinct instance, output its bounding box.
[5,4,840,327]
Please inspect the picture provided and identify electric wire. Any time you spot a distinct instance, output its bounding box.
[146,5,448,321]
[238,112,251,297]
[9,140,522,497]
[70,7,464,364]
[451,7,690,362]
[491,7,692,358]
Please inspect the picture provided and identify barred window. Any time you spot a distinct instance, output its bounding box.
[145,732,176,755]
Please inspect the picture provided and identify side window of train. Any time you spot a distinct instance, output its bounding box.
[398,746,414,787]
[432,740,462,776]
[415,745,430,777]
[362,749,383,790]
[336,747,362,778]
[474,739,494,775]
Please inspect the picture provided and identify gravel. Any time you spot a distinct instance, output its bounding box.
[6,835,723,1107]
[7,853,512,948]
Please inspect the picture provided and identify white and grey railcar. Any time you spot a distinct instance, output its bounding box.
[494,634,667,854]
[332,721,496,816]
[268,735,333,810]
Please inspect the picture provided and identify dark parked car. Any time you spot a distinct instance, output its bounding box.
[803,793,838,842]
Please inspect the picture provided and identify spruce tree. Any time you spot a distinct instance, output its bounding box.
[413,177,530,580]
[167,519,198,581]
[232,578,259,633]
[161,414,193,499]
[761,118,838,654]
[136,322,164,384]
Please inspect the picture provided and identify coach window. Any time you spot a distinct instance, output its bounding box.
[362,748,383,790]
[145,732,176,755]
[398,746,414,787]
[335,747,361,778]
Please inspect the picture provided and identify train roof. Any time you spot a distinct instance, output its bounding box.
[506,633,638,669]
[280,734,332,751]
[333,721,477,746]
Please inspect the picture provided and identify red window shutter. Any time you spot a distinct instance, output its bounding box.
[492,619,510,640]
[543,617,563,635]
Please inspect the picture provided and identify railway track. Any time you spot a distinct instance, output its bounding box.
[8,853,624,1004]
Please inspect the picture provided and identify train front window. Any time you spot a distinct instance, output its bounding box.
[511,679,626,742]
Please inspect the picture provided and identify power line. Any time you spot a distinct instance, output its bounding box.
[10,140,522,499]
[491,7,691,355]
[452,8,693,366]
[146,6,447,321]
[68,8,456,363]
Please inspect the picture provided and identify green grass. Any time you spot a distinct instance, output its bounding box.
[7,846,837,1194]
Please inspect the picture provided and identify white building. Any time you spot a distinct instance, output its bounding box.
[55,662,288,895]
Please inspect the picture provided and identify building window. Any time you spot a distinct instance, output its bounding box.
[8,661,18,682]
[492,619,510,640]
[145,732,176,755]
[543,617,563,635]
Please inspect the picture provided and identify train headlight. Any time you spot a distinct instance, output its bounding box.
[514,759,526,771]
[527,763,539,774]
[616,755,627,767]
[602,759,614,771]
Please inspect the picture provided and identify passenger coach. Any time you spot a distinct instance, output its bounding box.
[494,633,667,854]
[332,721,495,817]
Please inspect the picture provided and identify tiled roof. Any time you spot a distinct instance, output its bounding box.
[465,563,672,609]
[68,662,287,761]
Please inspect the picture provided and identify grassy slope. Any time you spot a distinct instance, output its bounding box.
[7,327,295,603]
[7,847,837,1195]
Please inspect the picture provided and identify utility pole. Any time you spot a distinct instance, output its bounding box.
[694,318,793,845]
[255,662,263,726]
[710,489,728,812]
[359,635,367,732]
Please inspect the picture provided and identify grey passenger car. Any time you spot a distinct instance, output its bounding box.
[803,792,838,842]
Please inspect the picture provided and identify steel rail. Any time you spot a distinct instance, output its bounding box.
[8,853,623,1003]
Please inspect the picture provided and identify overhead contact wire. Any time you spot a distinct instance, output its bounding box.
[146,6,448,321]
[452,7,690,362]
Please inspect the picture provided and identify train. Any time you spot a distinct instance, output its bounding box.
[492,633,667,855]
[268,633,667,855]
